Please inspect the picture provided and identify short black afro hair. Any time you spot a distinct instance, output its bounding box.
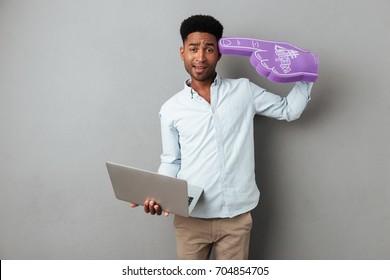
[180,15,224,42]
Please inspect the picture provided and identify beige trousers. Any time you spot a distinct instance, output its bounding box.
[173,212,252,260]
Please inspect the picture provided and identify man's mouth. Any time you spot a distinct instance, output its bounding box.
[194,65,207,73]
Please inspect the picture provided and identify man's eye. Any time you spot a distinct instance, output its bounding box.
[206,48,214,53]
[189,48,197,52]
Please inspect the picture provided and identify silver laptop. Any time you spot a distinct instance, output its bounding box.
[106,162,203,217]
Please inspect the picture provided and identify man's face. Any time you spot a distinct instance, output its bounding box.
[180,32,221,83]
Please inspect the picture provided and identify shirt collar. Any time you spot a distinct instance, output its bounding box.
[184,73,221,91]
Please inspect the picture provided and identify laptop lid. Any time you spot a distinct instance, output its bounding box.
[106,162,203,217]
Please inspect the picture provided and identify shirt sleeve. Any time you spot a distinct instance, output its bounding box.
[250,81,313,122]
[157,113,181,177]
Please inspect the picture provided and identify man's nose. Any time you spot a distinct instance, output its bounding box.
[195,50,206,61]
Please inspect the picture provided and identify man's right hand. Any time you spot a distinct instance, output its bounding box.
[130,200,169,217]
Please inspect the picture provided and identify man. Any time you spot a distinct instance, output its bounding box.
[132,15,313,259]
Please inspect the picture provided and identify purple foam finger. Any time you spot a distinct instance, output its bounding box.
[218,37,263,57]
[218,37,319,83]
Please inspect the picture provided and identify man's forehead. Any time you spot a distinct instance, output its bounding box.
[188,41,216,46]
[185,32,217,45]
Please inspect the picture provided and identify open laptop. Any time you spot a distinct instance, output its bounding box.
[106,162,203,217]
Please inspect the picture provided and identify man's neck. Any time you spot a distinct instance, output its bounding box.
[188,73,217,104]
[190,80,213,104]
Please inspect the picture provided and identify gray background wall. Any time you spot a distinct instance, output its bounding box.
[1,0,389,259]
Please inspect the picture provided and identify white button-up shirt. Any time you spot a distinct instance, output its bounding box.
[158,75,312,218]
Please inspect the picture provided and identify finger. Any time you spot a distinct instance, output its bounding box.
[164,211,170,217]
[144,200,150,213]
[154,204,162,216]
[149,200,156,215]
[218,37,263,56]
[130,202,139,208]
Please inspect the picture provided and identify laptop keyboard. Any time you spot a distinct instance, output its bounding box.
[188,196,194,206]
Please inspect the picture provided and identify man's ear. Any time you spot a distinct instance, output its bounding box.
[180,46,184,61]
[218,52,222,61]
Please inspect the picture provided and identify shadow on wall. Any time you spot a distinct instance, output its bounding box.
[248,71,335,259]
[221,50,338,259]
